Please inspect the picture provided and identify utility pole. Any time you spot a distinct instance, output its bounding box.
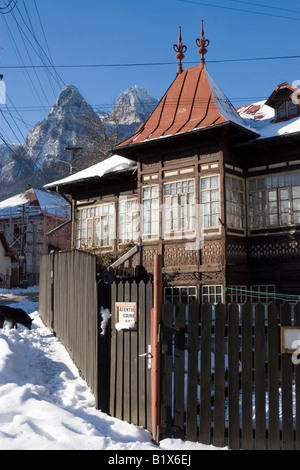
[65,147,83,174]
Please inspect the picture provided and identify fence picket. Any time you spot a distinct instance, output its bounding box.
[294,302,300,450]
[161,301,174,437]
[241,302,253,450]
[213,302,226,448]
[174,302,185,438]
[186,302,199,442]
[254,303,267,449]
[131,282,138,426]
[267,301,280,450]
[280,302,294,450]
[228,302,240,450]
[199,302,212,445]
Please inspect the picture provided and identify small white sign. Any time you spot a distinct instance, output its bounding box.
[115,302,137,330]
[281,326,300,354]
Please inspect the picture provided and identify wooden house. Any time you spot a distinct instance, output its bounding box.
[0,188,70,285]
[44,25,300,304]
[0,231,16,288]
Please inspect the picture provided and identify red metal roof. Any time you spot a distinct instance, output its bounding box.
[117,63,250,149]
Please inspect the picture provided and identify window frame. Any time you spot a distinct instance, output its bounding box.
[163,178,195,238]
[201,285,223,304]
[276,100,300,121]
[225,174,245,230]
[250,285,276,304]
[248,171,300,230]
[75,203,115,249]
[164,286,197,304]
[118,197,139,244]
[227,285,247,304]
[142,185,159,240]
[200,174,221,228]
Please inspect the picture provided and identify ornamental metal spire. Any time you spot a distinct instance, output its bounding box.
[195,20,210,65]
[173,26,187,75]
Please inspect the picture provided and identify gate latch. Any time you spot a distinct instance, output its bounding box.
[139,345,152,369]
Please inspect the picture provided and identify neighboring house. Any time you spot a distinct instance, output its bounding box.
[44,26,300,304]
[0,231,17,288]
[0,188,70,285]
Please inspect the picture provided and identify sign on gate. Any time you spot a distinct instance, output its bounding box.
[115,302,137,330]
[281,326,300,354]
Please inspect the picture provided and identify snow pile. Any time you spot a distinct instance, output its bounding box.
[44,154,136,190]
[237,100,300,139]
[0,287,226,451]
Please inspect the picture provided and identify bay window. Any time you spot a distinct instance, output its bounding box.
[248,172,300,229]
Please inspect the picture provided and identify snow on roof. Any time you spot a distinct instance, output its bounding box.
[0,193,28,210]
[44,154,136,190]
[236,100,300,140]
[0,188,69,219]
[205,68,251,131]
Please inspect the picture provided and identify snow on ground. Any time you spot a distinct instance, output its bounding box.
[0,286,227,451]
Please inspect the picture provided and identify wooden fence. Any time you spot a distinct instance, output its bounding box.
[39,250,108,410]
[39,254,300,449]
[160,300,300,450]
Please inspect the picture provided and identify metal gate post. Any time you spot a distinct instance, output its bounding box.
[151,254,162,444]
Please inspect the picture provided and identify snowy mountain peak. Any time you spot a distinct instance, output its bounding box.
[0,84,158,200]
[111,85,158,125]
[50,84,95,115]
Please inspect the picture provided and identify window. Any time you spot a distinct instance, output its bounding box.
[278,102,287,119]
[248,172,300,229]
[277,100,299,120]
[119,198,139,243]
[200,175,220,228]
[226,175,245,229]
[142,185,159,239]
[289,101,298,116]
[164,286,197,304]
[227,286,247,304]
[202,285,223,304]
[164,179,195,237]
[75,204,115,248]
[250,285,275,304]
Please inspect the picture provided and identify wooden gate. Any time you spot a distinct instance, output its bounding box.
[109,280,153,433]
[160,300,300,450]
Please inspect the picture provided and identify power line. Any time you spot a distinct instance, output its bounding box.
[178,0,300,21]
[2,14,50,118]
[17,0,64,90]
[230,0,300,15]
[0,0,17,14]
[19,0,58,100]
[10,8,52,108]
[2,94,268,114]
[1,54,299,70]
[0,131,48,185]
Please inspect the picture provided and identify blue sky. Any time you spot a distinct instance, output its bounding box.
[0,0,299,144]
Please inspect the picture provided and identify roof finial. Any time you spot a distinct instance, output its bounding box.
[196,20,210,66]
[173,26,187,75]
